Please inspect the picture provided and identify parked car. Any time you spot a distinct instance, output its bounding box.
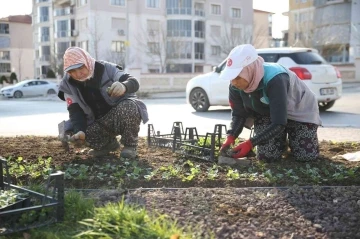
[0,79,59,98]
[186,47,342,112]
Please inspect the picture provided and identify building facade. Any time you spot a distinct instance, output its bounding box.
[32,0,264,77]
[288,0,360,64]
[0,15,34,81]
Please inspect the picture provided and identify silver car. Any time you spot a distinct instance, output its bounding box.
[0,79,59,98]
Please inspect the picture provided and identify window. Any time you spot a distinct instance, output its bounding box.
[147,0,159,8]
[148,42,159,54]
[211,4,221,15]
[194,2,204,16]
[258,54,278,63]
[194,21,205,38]
[0,63,11,73]
[112,18,126,31]
[147,20,160,35]
[0,51,10,60]
[167,20,191,37]
[111,0,125,6]
[77,18,87,31]
[56,20,70,38]
[231,8,241,18]
[0,24,9,34]
[166,63,192,73]
[77,41,88,51]
[77,0,87,6]
[55,7,72,16]
[194,42,204,60]
[39,6,49,22]
[41,27,50,42]
[211,46,221,56]
[57,42,70,59]
[167,41,191,59]
[210,25,221,36]
[166,0,192,15]
[40,45,51,61]
[112,41,125,52]
[0,37,10,48]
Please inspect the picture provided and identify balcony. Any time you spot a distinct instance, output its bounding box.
[56,30,71,38]
[39,15,49,23]
[54,7,73,16]
[194,9,205,17]
[40,55,51,61]
[41,35,50,42]
[54,0,75,7]
[167,7,192,15]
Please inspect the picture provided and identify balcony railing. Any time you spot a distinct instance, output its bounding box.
[194,9,205,17]
[167,7,192,15]
[194,31,205,38]
[40,55,51,61]
[41,35,50,42]
[39,15,49,22]
[56,30,70,38]
[55,7,72,16]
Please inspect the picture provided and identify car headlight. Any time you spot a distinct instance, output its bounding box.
[3,89,13,92]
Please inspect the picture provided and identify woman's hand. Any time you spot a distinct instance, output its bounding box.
[231,140,253,158]
[108,82,126,97]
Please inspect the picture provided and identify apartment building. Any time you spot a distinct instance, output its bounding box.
[32,0,261,77]
[288,0,360,64]
[0,15,34,81]
[253,9,273,49]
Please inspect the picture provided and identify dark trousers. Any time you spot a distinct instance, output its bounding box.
[254,116,319,161]
[86,100,141,150]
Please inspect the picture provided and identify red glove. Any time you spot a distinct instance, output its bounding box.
[220,135,235,152]
[231,140,253,158]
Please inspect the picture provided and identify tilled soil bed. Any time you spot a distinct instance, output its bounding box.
[89,186,360,239]
[1,136,360,238]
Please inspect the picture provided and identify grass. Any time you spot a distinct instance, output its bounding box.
[0,190,193,239]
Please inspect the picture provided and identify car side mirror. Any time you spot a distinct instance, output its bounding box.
[213,66,219,73]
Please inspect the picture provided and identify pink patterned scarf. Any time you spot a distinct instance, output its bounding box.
[239,56,265,93]
[63,47,95,81]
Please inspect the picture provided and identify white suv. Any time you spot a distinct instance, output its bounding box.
[186,47,342,112]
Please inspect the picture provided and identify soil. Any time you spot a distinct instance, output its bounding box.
[1,136,360,238]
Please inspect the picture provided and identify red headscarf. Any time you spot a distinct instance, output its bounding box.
[63,47,95,81]
[239,56,265,93]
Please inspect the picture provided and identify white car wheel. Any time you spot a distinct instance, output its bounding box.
[14,91,23,98]
[190,88,210,112]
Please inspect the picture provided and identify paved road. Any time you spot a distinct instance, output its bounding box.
[0,88,360,142]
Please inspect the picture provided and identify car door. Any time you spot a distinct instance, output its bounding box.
[208,61,229,105]
[21,81,37,96]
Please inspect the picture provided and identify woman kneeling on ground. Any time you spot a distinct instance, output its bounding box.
[58,47,148,159]
[220,44,322,162]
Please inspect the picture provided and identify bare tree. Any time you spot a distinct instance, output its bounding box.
[104,50,126,67]
[211,20,254,56]
[135,22,171,73]
[88,11,103,59]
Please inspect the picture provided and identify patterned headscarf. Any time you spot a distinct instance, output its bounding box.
[63,47,95,81]
[239,56,265,93]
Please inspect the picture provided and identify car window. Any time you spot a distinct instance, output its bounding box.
[39,81,48,85]
[288,52,327,65]
[258,54,279,63]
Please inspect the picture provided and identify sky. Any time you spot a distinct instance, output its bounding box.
[0,0,289,38]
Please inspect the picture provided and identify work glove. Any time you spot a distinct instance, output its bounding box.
[108,82,126,97]
[70,131,86,147]
[220,135,236,152]
[231,140,253,158]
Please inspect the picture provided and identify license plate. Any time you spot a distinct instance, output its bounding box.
[320,88,336,95]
